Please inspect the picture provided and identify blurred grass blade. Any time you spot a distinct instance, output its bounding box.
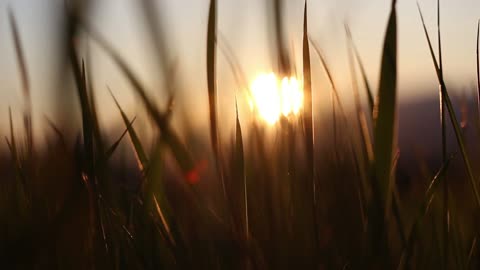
[303,1,314,182]
[401,156,452,268]
[86,47,104,155]
[8,8,30,99]
[45,116,67,149]
[373,0,397,205]
[273,0,290,75]
[9,8,33,157]
[87,28,195,175]
[417,2,480,208]
[235,98,248,238]
[217,33,249,93]
[476,20,480,122]
[138,0,173,97]
[435,0,449,267]
[302,0,319,254]
[345,25,374,114]
[309,38,350,160]
[8,108,18,164]
[346,26,374,164]
[309,39,347,118]
[102,117,136,164]
[109,88,148,173]
[207,0,221,165]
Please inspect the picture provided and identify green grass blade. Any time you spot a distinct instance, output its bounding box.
[417,2,480,209]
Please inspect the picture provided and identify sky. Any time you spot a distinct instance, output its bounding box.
[0,0,479,139]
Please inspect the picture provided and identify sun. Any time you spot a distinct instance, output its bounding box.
[248,73,303,125]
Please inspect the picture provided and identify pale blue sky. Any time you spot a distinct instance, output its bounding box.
[0,0,479,139]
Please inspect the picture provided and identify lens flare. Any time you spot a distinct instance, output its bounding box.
[249,73,303,125]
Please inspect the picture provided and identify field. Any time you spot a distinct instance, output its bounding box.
[1,0,480,269]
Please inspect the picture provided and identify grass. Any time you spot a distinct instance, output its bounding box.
[1,0,480,269]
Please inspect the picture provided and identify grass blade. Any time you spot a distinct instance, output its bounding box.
[345,25,374,114]
[87,28,195,175]
[417,2,480,209]
[302,0,319,257]
[9,8,33,157]
[435,1,449,268]
[273,0,290,75]
[102,117,136,164]
[234,98,248,238]
[109,88,148,173]
[207,0,218,157]
[401,156,453,269]
[476,20,480,123]
[346,27,374,164]
[373,0,398,206]
[138,0,173,97]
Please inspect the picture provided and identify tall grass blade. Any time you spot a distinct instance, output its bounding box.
[401,156,452,269]
[7,108,27,199]
[373,0,398,206]
[346,27,374,164]
[9,8,33,158]
[476,20,480,123]
[435,1,449,268]
[102,117,136,164]
[309,39,348,118]
[87,28,195,175]
[86,47,104,155]
[138,0,172,97]
[234,98,248,238]
[207,0,218,156]
[417,2,480,209]
[368,2,400,265]
[272,0,290,75]
[217,33,249,92]
[109,88,148,173]
[45,116,67,149]
[302,0,319,257]
[206,0,226,193]
[345,25,374,114]
[8,108,18,165]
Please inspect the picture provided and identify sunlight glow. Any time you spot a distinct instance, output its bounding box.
[249,73,303,125]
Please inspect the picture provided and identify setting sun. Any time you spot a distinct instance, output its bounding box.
[248,73,303,125]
